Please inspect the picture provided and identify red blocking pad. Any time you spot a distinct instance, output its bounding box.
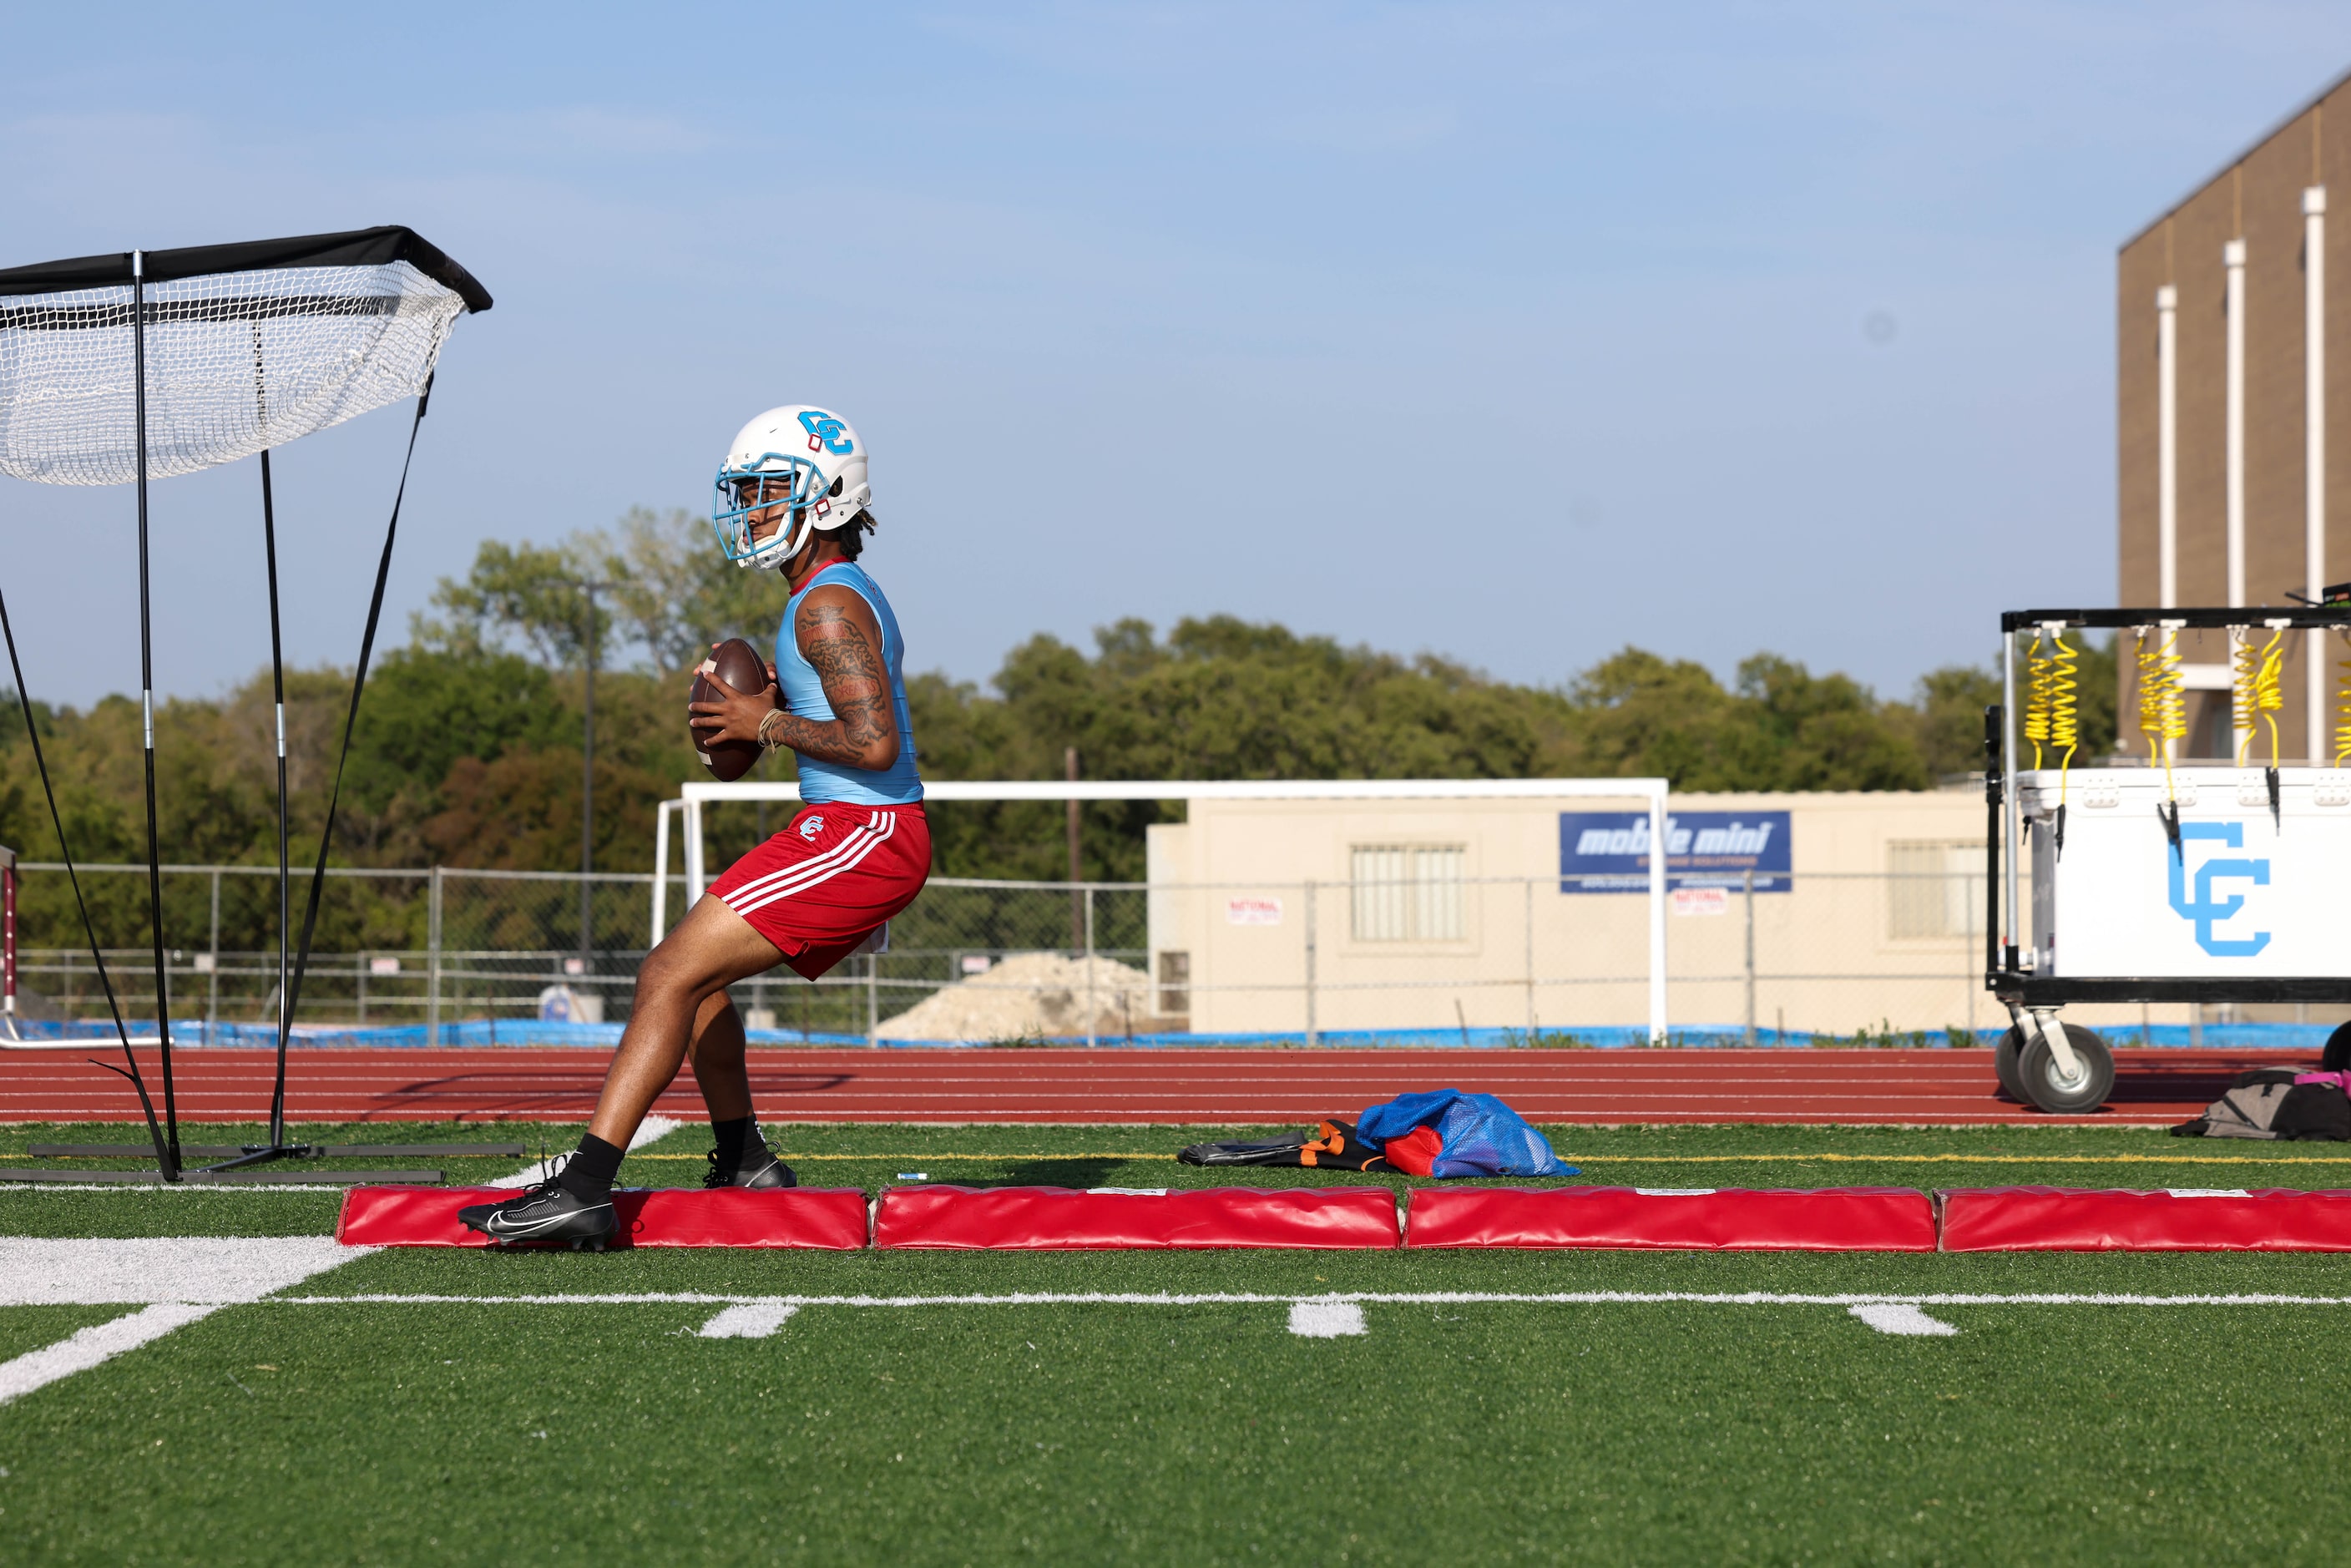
[875,1185,1401,1249]
[336,1186,871,1248]
[1939,1186,2351,1252]
[1406,1186,1938,1252]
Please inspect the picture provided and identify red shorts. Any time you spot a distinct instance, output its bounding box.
[707,802,930,981]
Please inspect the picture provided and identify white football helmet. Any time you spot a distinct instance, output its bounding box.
[710,405,872,570]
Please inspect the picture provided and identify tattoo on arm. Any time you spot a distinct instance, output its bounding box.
[766,599,899,767]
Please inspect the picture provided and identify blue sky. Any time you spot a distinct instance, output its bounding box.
[3,3,2348,709]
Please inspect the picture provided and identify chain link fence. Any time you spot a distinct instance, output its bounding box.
[0,860,2146,1047]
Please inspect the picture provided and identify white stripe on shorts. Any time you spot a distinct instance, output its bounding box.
[720,810,898,917]
[720,809,888,908]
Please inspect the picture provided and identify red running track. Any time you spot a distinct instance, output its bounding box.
[0,1046,2304,1126]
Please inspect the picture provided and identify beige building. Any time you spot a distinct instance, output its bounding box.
[1144,789,2005,1040]
[2117,68,2351,759]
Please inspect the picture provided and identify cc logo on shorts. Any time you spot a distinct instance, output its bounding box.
[798,815,825,842]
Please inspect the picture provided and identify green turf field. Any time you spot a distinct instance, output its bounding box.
[7,1120,2351,1564]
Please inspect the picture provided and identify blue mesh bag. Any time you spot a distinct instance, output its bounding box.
[1355,1090,1570,1177]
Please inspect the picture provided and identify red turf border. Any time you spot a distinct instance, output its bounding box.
[336,1186,870,1248]
[1407,1186,1938,1251]
[1937,1186,2351,1252]
[874,1185,1401,1249]
[332,1181,2351,1252]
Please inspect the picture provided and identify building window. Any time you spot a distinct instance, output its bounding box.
[1886,841,1985,939]
[1350,844,1466,942]
[1156,951,1191,1017]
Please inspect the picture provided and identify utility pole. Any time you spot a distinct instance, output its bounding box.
[577,579,608,969]
[1065,746,1083,953]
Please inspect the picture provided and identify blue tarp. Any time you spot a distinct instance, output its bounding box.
[1356,1089,1571,1177]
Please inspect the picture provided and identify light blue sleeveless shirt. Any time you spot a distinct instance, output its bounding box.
[775,559,923,806]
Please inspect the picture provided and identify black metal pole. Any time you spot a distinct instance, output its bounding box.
[262,449,291,1148]
[1983,705,2003,980]
[131,250,181,1177]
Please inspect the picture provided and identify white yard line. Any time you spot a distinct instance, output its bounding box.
[487,1115,683,1189]
[0,1237,370,1406]
[1288,1301,1368,1338]
[1848,1303,1959,1336]
[0,1304,219,1405]
[267,1289,2351,1308]
[0,1237,366,1304]
[697,1302,799,1338]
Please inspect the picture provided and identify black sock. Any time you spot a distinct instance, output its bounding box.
[557,1134,625,1200]
[712,1115,760,1170]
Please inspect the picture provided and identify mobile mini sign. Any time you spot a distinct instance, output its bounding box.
[1557,811,1792,893]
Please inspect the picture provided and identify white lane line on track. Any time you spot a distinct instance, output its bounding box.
[697,1302,799,1338]
[488,1114,682,1189]
[268,1290,2351,1308]
[1288,1301,1367,1338]
[1849,1303,1959,1336]
[0,1304,219,1406]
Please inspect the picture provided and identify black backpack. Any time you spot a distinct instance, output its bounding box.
[1178,1120,1395,1171]
[2173,1069,2351,1141]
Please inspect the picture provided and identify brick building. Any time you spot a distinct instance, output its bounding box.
[2117,68,2351,759]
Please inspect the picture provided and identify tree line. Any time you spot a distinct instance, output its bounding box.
[0,505,2112,954]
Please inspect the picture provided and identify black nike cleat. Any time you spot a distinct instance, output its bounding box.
[458,1180,617,1249]
[704,1146,798,1190]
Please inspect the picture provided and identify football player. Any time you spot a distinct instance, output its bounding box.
[461,407,928,1247]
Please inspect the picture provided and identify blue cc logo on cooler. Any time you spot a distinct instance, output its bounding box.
[798,411,853,455]
[2167,822,2272,958]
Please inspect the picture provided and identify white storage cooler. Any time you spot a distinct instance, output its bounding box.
[2018,766,2351,981]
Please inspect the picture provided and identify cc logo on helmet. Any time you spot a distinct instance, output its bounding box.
[797,411,853,456]
[798,815,825,841]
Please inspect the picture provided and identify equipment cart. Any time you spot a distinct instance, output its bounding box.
[1986,604,2351,1113]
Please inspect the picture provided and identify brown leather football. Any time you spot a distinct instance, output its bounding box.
[690,636,771,782]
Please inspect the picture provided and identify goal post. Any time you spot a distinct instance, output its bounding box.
[654,777,1673,1043]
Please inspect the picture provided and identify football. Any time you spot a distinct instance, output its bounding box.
[690,636,771,782]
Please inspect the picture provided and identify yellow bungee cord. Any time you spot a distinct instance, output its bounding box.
[2138,625,2187,857]
[2231,626,2285,767]
[2336,628,2351,766]
[2023,626,2079,850]
[2233,624,2287,827]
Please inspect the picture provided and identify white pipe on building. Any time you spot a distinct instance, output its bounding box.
[2308,187,2329,761]
[2157,284,2179,607]
[1646,792,1668,1045]
[2227,238,2249,609]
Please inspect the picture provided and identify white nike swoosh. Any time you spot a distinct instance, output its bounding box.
[483,1201,610,1236]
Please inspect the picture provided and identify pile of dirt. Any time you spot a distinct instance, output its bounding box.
[878,952,1154,1042]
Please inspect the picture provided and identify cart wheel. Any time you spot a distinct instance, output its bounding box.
[1995,1027,2028,1102]
[2017,1025,2114,1114]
